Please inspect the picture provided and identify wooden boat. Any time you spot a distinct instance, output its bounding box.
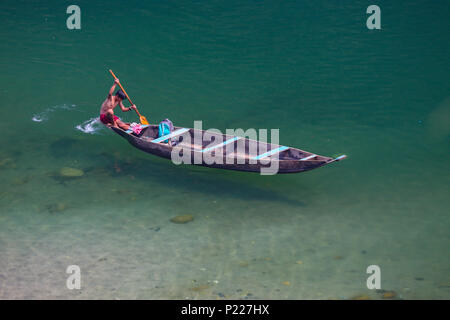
[111,125,346,174]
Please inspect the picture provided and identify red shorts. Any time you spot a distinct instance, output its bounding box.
[100,113,119,125]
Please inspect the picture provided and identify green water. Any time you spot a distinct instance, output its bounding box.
[0,0,449,299]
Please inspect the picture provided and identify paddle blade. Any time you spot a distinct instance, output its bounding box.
[140,115,149,125]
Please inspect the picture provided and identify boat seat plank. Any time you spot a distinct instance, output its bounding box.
[299,154,317,161]
[151,128,190,143]
[252,146,289,160]
[201,136,241,153]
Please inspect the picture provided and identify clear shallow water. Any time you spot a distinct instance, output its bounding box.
[0,0,449,299]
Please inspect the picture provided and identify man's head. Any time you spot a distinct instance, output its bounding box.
[115,90,126,101]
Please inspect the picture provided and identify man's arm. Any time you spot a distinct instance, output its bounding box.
[119,101,137,112]
[108,78,120,96]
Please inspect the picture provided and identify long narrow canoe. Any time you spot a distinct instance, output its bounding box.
[111,125,346,174]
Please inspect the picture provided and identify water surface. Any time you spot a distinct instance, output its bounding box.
[0,0,449,299]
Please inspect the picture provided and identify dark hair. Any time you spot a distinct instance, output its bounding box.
[115,89,126,100]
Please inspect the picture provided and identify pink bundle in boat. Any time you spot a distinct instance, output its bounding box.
[130,123,143,135]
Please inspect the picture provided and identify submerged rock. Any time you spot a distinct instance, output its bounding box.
[382,291,397,299]
[170,214,194,224]
[59,167,84,178]
[46,203,68,213]
[12,176,31,185]
[190,284,210,292]
[0,158,16,169]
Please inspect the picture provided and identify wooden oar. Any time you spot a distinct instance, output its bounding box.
[108,69,149,125]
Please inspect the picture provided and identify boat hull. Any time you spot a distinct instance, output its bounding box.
[111,125,340,174]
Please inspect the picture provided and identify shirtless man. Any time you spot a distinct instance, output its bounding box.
[100,78,137,130]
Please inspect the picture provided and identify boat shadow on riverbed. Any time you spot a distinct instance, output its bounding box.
[88,150,309,208]
[47,135,309,208]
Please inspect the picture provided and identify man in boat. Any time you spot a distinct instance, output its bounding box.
[100,78,137,130]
